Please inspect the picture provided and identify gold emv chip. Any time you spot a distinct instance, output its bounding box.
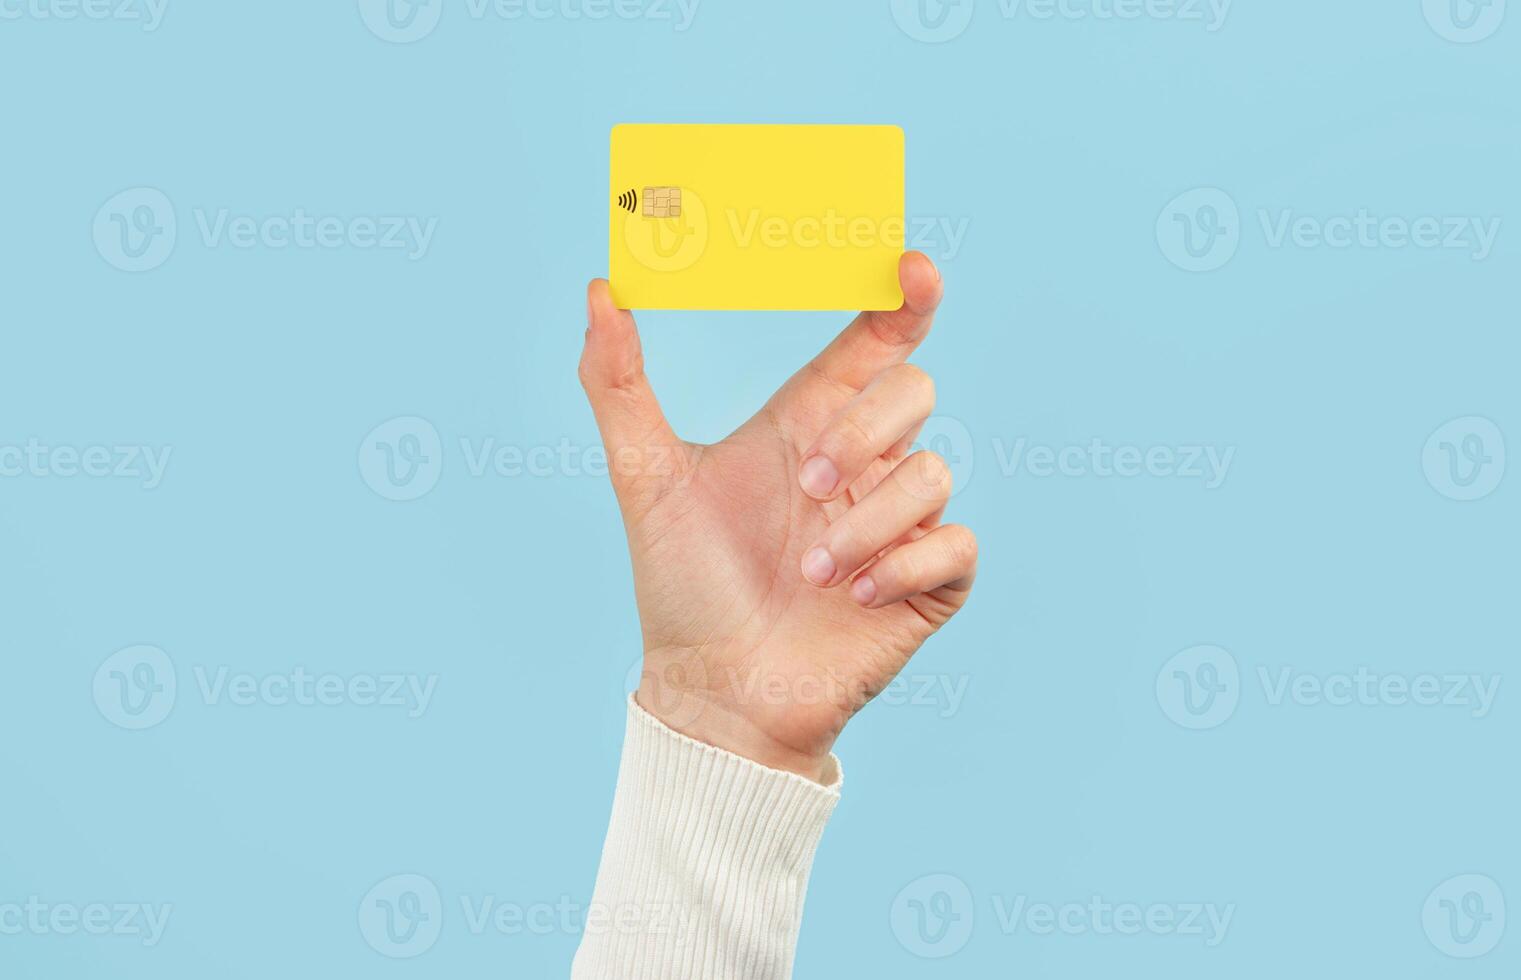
[642,186,681,218]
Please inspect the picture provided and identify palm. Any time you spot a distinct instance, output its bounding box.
[632,398,943,755]
[583,254,977,779]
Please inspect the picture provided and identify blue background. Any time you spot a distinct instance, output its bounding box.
[1,1,1516,976]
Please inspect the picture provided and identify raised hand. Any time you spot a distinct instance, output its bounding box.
[580,253,977,782]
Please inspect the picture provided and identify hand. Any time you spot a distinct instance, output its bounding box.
[580,253,978,782]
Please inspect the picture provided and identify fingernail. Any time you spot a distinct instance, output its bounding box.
[587,293,594,329]
[799,455,839,498]
[801,546,836,586]
[850,576,877,606]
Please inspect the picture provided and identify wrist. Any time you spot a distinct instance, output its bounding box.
[634,683,839,785]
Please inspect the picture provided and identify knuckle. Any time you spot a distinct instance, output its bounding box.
[891,363,936,406]
[886,548,923,590]
[834,512,894,566]
[904,450,953,499]
[866,308,921,348]
[826,526,866,566]
[833,409,878,454]
[943,524,979,567]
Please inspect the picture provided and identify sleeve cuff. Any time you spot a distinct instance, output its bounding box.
[571,695,842,979]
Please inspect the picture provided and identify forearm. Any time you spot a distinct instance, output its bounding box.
[571,695,842,980]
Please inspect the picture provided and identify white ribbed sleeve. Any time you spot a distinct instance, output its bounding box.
[571,695,842,980]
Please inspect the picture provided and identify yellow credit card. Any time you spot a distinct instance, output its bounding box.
[609,124,905,311]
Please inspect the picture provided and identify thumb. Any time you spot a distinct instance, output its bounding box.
[579,279,685,508]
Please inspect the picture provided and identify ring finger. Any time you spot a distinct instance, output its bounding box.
[800,450,953,589]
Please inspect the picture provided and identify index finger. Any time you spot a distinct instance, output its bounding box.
[802,251,944,395]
